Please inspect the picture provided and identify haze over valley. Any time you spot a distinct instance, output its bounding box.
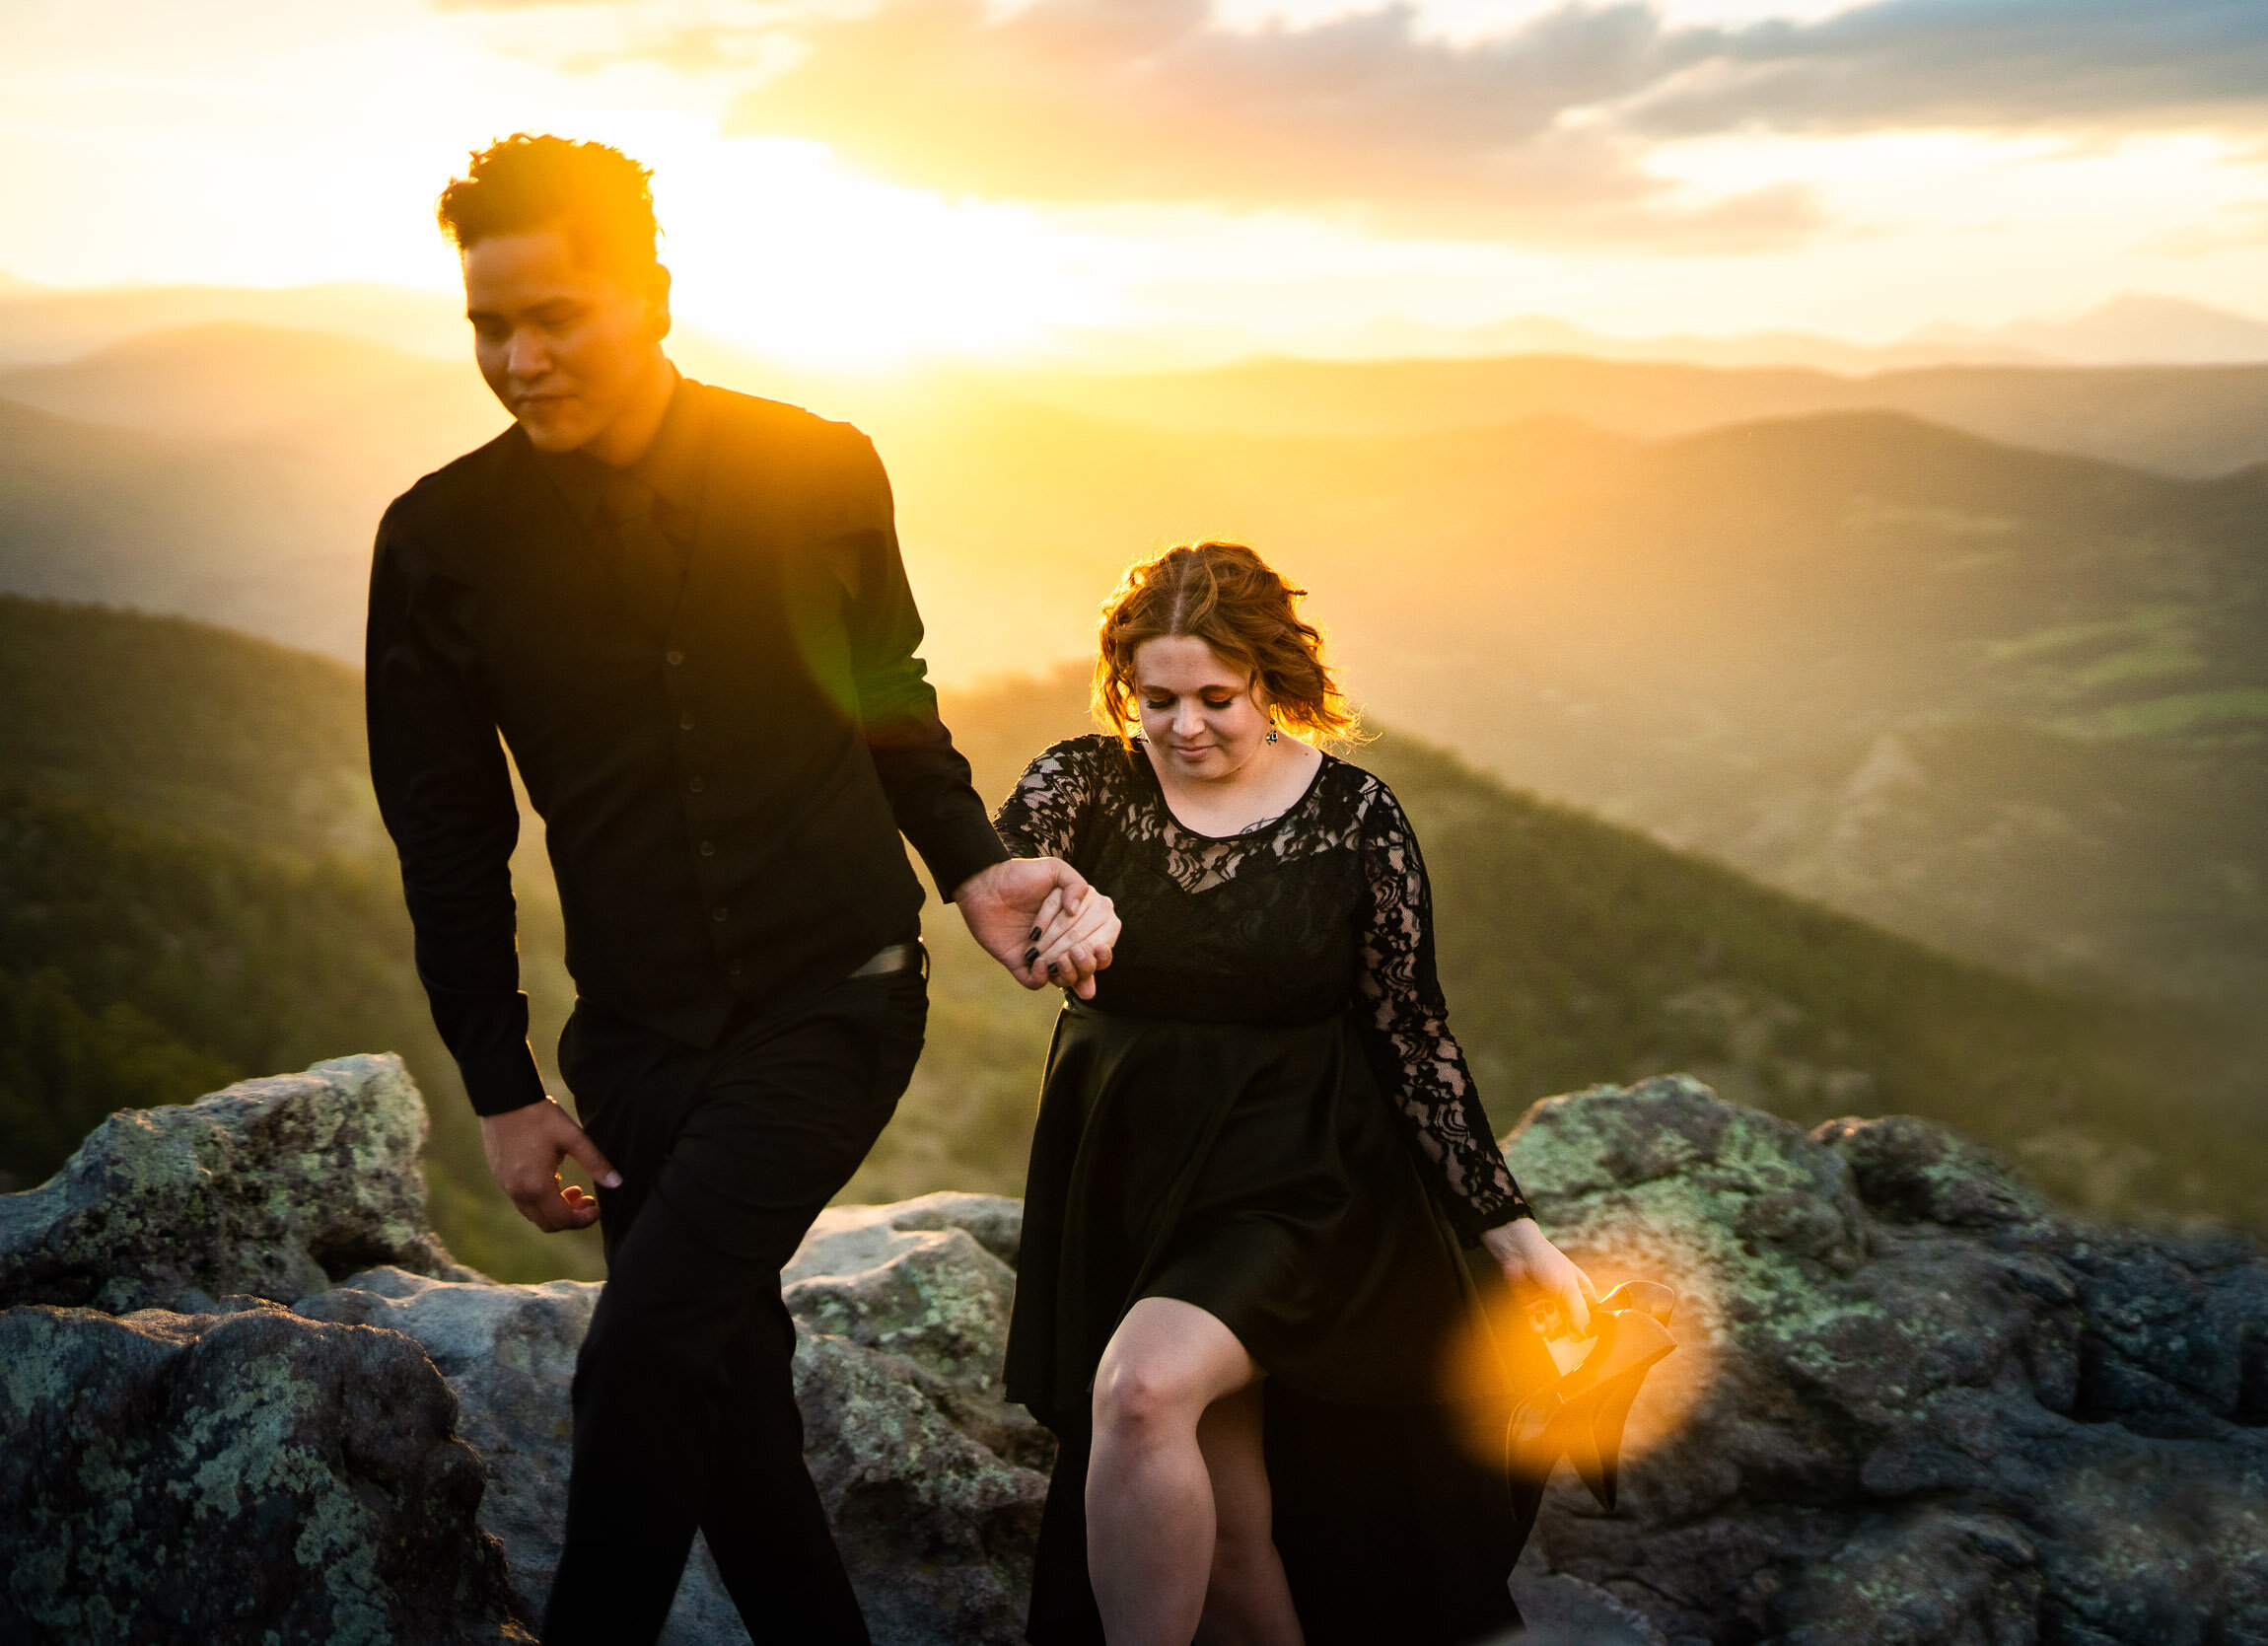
[2,290,2261,1017]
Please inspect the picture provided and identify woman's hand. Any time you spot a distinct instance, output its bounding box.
[1481,1217,1597,1340]
[953,857,1118,996]
[1027,880,1119,997]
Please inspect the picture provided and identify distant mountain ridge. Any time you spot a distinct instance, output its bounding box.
[1909,293,2268,367]
[0,278,464,366]
[7,272,2266,372]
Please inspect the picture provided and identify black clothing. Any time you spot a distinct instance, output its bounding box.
[366,377,1006,1114]
[541,969,927,1645]
[994,735,1530,1244]
[993,736,1545,1644]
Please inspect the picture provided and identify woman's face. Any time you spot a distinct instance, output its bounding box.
[1132,635,1271,780]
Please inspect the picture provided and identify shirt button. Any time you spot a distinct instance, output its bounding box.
[728,962,744,977]
[687,775,705,793]
[699,840,716,857]
[712,904,729,922]
[678,712,695,732]
[666,649,684,666]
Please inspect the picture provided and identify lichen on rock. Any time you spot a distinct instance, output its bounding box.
[0,1054,476,1315]
[301,1190,1047,1646]
[1504,1075,2268,1643]
[0,1300,528,1645]
[8,1057,2265,1645]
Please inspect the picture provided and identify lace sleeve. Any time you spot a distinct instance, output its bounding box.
[1353,779,1532,1233]
[992,736,1103,860]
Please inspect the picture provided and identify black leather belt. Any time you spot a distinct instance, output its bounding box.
[848,940,923,979]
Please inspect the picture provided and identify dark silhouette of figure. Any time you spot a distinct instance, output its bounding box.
[366,134,1118,1645]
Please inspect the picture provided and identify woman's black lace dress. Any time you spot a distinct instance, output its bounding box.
[997,736,1550,1646]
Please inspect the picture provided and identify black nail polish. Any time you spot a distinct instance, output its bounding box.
[1029,927,1041,943]
[1024,948,1039,966]
[1047,963,1060,978]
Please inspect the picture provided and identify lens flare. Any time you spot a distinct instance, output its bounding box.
[1449,1242,1723,1501]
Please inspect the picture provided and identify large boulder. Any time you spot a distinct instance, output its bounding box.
[785,1195,1052,1642]
[0,1054,474,1313]
[1504,1076,2268,1645]
[292,1269,602,1634]
[301,1192,1047,1646]
[0,1299,527,1644]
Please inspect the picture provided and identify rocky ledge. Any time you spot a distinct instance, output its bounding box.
[1,1057,2263,1644]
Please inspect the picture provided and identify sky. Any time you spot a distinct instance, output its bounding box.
[4,0,2268,366]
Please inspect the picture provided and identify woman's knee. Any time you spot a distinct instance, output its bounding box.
[1093,1353,1209,1442]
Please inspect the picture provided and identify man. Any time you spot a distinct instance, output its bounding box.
[366,134,1116,1644]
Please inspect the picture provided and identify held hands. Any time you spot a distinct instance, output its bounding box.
[1482,1216,1598,1340]
[953,857,1120,999]
[480,1098,621,1233]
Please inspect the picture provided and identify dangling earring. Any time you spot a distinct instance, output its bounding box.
[1265,723,1280,745]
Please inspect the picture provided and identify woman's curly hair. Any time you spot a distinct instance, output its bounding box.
[1094,541,1361,745]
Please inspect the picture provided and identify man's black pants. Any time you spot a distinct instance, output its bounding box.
[539,965,926,1645]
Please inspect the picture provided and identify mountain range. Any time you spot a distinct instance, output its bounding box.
[2,317,2262,1017]
[7,274,2268,373]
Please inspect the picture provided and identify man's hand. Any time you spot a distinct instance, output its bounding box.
[953,857,1120,999]
[1482,1216,1597,1340]
[480,1098,621,1233]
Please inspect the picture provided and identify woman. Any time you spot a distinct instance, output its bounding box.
[997,541,1596,1646]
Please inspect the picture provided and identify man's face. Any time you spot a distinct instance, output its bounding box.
[461,227,669,454]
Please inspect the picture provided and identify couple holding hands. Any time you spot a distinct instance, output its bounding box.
[370,135,1639,1646]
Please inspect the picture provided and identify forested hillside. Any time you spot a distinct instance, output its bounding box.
[0,599,583,1279]
[3,599,2260,1282]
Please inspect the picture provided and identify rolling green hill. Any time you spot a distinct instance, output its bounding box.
[0,599,585,1279]
[6,597,2252,1277]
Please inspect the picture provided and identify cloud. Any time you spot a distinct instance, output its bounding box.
[714,0,1819,244]
[1630,0,2268,135]
[453,0,2268,244]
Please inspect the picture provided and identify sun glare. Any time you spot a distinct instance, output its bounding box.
[652,139,1123,368]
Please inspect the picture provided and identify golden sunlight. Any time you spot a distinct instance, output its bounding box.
[650,139,1121,367]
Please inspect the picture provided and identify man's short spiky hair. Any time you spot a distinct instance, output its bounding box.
[437,134,661,275]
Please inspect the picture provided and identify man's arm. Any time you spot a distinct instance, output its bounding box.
[365,507,547,1118]
[368,509,618,1230]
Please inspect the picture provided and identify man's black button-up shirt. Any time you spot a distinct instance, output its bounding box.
[366,376,1008,1115]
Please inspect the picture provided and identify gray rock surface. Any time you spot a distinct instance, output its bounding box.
[294,1267,602,1633]
[786,1195,1052,1643]
[1504,1076,2268,1645]
[0,1299,527,1644]
[9,1057,2264,1644]
[0,1054,474,1314]
[302,1192,1046,1646]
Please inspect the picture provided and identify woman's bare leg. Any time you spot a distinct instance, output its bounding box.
[1194,1383,1304,1646]
[1088,1298,1265,1645]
